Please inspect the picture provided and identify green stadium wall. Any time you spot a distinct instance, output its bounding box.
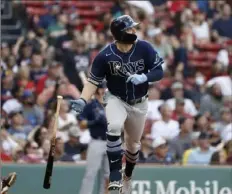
[2,164,232,194]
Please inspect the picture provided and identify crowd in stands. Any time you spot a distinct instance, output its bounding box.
[1,0,232,166]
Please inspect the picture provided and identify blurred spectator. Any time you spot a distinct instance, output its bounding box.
[212,4,232,38]
[16,66,35,92]
[220,123,232,143]
[28,126,49,149]
[1,70,15,104]
[1,54,18,74]
[171,98,192,120]
[169,117,194,162]
[170,36,188,76]
[213,107,232,133]
[64,125,84,159]
[82,24,98,49]
[138,136,152,163]
[193,113,209,132]
[63,37,90,91]
[224,140,232,164]
[146,137,175,164]
[37,75,80,106]
[186,132,217,165]
[46,12,68,46]
[151,103,179,140]
[21,90,44,127]
[7,110,33,143]
[166,82,198,116]
[149,28,173,70]
[182,131,200,165]
[54,137,75,162]
[191,10,210,43]
[146,86,164,121]
[57,100,78,141]
[17,141,45,163]
[37,4,60,30]
[16,40,33,67]
[0,129,19,157]
[29,52,46,83]
[199,83,224,121]
[210,149,227,165]
[206,69,232,96]
[55,24,76,60]
[1,42,11,63]
[36,61,62,95]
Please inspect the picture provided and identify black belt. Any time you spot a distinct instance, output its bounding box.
[123,94,148,105]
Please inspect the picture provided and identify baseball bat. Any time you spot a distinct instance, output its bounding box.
[43,95,63,189]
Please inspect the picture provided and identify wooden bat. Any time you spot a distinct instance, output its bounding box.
[43,95,63,189]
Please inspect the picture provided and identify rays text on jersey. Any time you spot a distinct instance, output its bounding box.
[109,59,145,77]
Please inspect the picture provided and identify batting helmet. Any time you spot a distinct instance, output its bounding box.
[110,15,139,44]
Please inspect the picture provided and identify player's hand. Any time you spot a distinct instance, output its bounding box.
[126,73,147,85]
[69,98,86,114]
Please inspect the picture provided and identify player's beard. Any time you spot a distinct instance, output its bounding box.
[120,32,137,44]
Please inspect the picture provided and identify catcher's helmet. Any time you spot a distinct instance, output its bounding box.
[110,15,139,44]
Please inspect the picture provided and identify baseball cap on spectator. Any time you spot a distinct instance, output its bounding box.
[191,131,201,140]
[198,132,210,140]
[171,82,183,89]
[69,125,81,138]
[2,99,23,115]
[176,98,185,105]
[147,28,162,38]
[152,136,167,148]
[9,110,23,119]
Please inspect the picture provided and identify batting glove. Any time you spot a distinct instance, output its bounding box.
[126,73,147,85]
[69,98,87,115]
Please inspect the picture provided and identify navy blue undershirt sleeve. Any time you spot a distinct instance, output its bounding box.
[144,42,164,82]
[88,53,107,86]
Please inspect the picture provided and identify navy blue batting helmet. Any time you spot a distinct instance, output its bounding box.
[110,15,139,44]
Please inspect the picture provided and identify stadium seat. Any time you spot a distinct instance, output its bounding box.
[195,42,223,52]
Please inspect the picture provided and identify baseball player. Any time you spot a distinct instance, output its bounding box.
[78,83,109,194]
[70,15,164,193]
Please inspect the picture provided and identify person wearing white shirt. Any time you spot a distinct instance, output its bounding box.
[147,87,164,121]
[151,103,179,140]
[166,82,198,116]
[192,11,210,41]
[207,75,232,97]
[57,100,78,142]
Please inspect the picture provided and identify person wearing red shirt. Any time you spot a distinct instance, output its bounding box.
[36,61,62,95]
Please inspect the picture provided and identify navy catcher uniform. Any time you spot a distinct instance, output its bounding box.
[70,15,164,193]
